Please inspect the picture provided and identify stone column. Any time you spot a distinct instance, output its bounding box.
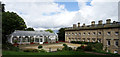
[34,36,36,42]
[42,36,44,42]
[22,36,25,44]
[10,35,13,44]
[28,36,30,44]
[20,36,22,44]
[39,36,40,43]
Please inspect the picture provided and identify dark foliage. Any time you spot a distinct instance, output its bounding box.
[2,11,27,44]
[57,28,65,41]
[2,43,20,51]
[24,27,34,31]
[84,45,92,51]
[24,49,39,52]
[45,29,54,33]
[62,44,73,51]
[71,41,98,44]
[38,45,43,49]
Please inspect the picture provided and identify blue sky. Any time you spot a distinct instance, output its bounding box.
[55,2,79,11]
[55,2,92,12]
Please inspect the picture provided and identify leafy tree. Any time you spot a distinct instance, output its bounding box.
[2,11,27,44]
[57,28,65,41]
[45,29,54,33]
[25,27,34,31]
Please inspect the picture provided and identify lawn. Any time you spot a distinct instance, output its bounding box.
[3,50,120,57]
[2,50,95,55]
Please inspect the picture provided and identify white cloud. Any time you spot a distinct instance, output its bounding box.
[75,0,119,25]
[2,0,120,31]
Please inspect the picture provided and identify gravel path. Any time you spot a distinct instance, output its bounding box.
[19,43,86,52]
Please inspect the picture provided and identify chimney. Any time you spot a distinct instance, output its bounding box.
[98,20,103,25]
[78,22,80,27]
[82,23,85,27]
[73,24,77,28]
[106,19,111,24]
[113,21,116,24]
[91,21,95,26]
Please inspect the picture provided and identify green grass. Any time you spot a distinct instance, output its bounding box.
[3,50,95,55]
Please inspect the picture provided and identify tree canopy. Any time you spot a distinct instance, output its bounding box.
[45,29,54,33]
[57,28,65,41]
[2,11,27,43]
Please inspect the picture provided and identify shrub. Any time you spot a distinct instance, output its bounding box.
[84,45,92,51]
[39,49,46,52]
[57,48,61,51]
[24,49,33,52]
[71,41,98,44]
[62,44,73,51]
[63,44,67,47]
[68,47,73,51]
[38,45,42,49]
[33,49,39,52]
[76,46,83,51]
[24,49,39,52]
[92,43,103,50]
[2,43,20,51]
[62,44,68,50]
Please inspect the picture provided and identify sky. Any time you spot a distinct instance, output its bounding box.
[2,0,120,32]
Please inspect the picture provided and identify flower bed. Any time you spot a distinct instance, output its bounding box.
[30,42,34,44]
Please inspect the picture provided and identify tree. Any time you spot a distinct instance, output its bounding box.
[2,11,27,44]
[57,28,65,41]
[45,29,54,33]
[25,27,34,31]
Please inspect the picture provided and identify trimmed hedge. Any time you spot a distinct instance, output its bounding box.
[38,45,43,49]
[24,49,39,52]
[71,41,98,44]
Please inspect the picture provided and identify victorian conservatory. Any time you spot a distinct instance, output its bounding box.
[8,30,58,44]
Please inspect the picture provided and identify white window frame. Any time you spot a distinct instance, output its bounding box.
[75,33,77,35]
[93,32,95,35]
[107,32,111,35]
[88,32,90,35]
[98,32,101,35]
[79,33,81,35]
[115,32,119,35]
[83,32,85,35]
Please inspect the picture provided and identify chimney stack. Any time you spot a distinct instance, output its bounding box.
[113,21,116,24]
[78,22,80,27]
[98,20,103,25]
[106,19,111,24]
[73,24,77,28]
[91,21,95,26]
[82,23,85,27]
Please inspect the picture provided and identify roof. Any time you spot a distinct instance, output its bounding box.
[65,23,120,31]
[10,30,57,36]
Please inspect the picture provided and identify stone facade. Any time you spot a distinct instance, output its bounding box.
[65,19,120,54]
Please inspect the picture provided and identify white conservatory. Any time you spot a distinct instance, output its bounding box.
[8,30,58,44]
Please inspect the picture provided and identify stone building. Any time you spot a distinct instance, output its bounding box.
[65,19,120,54]
[8,30,58,44]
